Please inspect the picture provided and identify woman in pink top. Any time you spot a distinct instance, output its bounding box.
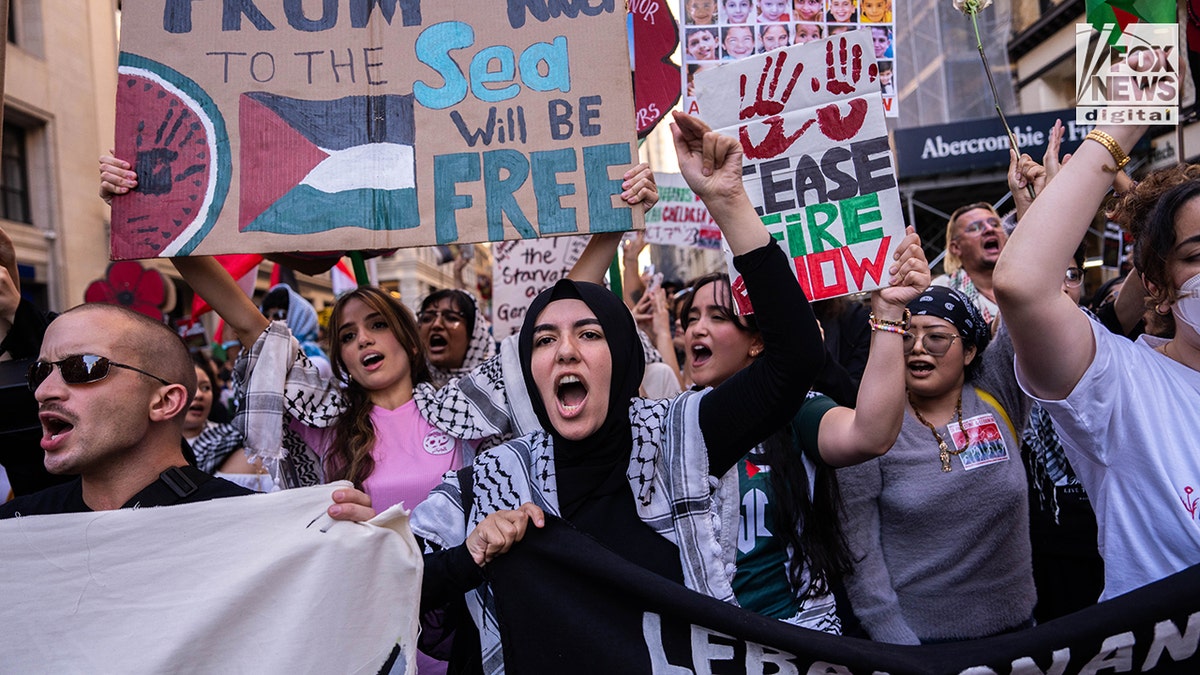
[306,286,469,508]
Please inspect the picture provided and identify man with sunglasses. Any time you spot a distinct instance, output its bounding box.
[932,202,1009,328]
[0,304,373,520]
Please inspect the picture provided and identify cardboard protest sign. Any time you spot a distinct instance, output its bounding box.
[491,235,590,339]
[694,30,903,308]
[110,0,643,260]
[643,173,722,250]
[679,0,897,118]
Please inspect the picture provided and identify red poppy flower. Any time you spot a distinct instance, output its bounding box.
[84,260,167,320]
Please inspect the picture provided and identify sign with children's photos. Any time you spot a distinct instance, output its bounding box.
[109,0,642,260]
[680,0,896,118]
[694,31,904,307]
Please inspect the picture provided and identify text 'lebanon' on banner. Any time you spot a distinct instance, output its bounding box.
[693,30,904,307]
[110,0,643,260]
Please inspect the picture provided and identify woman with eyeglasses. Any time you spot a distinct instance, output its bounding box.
[837,285,1036,644]
[417,289,495,390]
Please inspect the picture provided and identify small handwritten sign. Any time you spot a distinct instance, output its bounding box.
[643,173,722,250]
[491,235,591,339]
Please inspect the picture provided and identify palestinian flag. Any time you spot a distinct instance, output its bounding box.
[238,93,420,235]
[1086,0,1177,46]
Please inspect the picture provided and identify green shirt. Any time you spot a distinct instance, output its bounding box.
[731,393,836,619]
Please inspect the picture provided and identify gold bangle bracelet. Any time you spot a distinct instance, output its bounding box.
[868,308,911,331]
[1085,129,1130,173]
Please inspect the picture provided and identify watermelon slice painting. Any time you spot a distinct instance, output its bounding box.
[112,53,231,259]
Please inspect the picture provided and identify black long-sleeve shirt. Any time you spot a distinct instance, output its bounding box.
[700,241,825,478]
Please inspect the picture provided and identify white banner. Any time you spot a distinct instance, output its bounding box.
[644,173,723,250]
[0,483,421,674]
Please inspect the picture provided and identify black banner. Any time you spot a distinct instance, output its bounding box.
[488,518,1200,674]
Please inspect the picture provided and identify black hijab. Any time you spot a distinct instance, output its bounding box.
[518,279,645,514]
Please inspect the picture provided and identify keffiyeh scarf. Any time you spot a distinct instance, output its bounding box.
[410,390,735,675]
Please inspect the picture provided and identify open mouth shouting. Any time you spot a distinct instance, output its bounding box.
[555,374,590,417]
[980,232,1003,256]
[39,407,77,451]
[360,351,385,371]
[691,343,713,368]
[427,331,449,354]
[906,358,936,379]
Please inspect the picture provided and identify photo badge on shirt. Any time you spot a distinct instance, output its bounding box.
[947,413,1009,470]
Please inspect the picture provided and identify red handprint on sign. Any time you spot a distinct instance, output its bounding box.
[812,36,878,95]
[808,36,880,142]
[737,52,815,159]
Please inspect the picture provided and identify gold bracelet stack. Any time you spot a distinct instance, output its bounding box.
[869,308,911,336]
[1085,129,1130,173]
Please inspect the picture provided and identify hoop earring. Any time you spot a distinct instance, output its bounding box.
[1155,301,1172,316]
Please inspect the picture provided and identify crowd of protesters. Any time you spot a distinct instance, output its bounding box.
[1,101,1197,673]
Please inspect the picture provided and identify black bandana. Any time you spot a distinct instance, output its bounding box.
[518,280,645,514]
[907,286,991,353]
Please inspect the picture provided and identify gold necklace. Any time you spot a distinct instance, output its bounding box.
[908,391,968,472]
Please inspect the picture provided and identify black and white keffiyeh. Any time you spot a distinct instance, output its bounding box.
[188,421,245,475]
[233,323,529,488]
[410,390,735,675]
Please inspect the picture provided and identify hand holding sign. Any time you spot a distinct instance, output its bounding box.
[876,226,929,310]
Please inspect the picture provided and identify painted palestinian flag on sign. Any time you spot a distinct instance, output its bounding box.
[238,93,420,235]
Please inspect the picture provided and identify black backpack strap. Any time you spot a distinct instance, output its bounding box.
[122,465,215,509]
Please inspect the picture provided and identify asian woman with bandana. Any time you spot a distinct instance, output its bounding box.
[837,286,1036,644]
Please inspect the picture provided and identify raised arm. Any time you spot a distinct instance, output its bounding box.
[816,227,929,467]
[670,111,822,474]
[172,256,270,348]
[994,124,1146,399]
[568,162,659,285]
[633,287,686,390]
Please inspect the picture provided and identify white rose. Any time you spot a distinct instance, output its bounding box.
[952,0,992,14]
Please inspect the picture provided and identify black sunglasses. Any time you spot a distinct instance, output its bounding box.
[27,354,172,392]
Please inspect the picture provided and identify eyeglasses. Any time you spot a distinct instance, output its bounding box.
[956,217,1001,237]
[902,332,961,357]
[417,310,465,326]
[265,308,288,321]
[27,354,172,392]
[1064,267,1083,288]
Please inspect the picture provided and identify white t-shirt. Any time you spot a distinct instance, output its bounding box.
[1017,319,1200,600]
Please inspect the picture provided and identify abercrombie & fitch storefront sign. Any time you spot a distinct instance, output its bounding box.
[893,109,1089,179]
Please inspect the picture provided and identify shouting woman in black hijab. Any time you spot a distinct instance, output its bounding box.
[411,112,828,674]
